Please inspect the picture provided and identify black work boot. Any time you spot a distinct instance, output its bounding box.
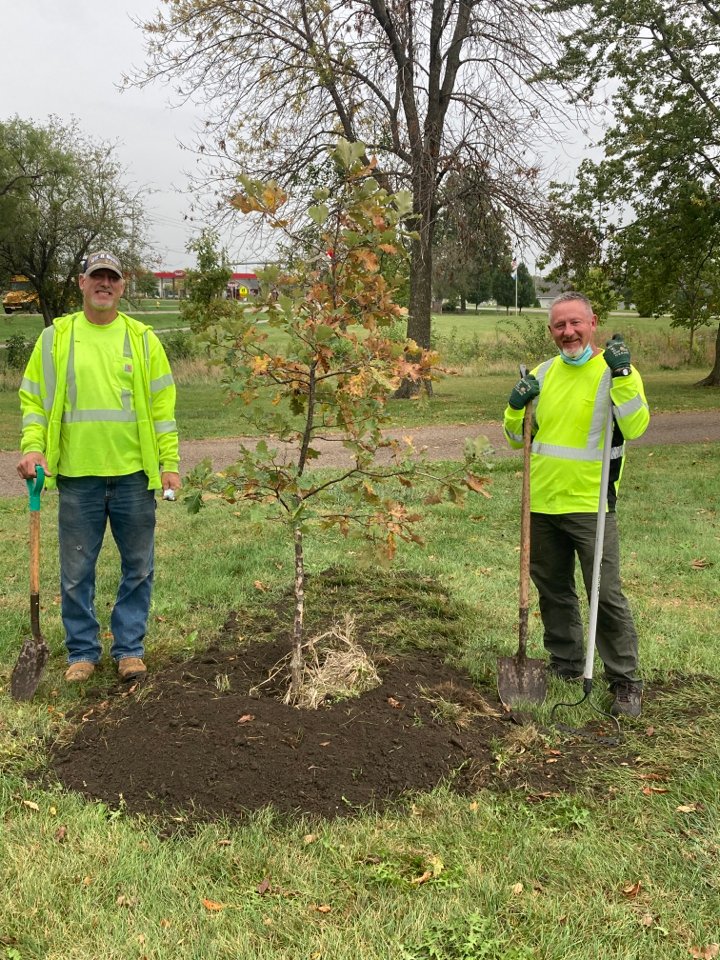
[610,682,643,718]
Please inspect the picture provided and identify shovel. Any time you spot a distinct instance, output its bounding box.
[11,467,50,701]
[497,371,548,708]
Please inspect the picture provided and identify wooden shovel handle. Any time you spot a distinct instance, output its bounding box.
[518,398,532,656]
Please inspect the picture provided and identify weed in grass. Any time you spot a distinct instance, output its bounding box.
[399,913,536,960]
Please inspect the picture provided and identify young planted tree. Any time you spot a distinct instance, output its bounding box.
[188,140,491,700]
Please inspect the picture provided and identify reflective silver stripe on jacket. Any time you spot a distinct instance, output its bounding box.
[154,420,177,434]
[23,412,47,427]
[41,326,56,412]
[531,365,625,462]
[151,373,174,392]
[20,377,41,396]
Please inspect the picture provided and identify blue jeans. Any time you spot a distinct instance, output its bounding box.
[57,473,156,665]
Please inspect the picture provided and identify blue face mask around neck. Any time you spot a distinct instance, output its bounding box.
[560,343,593,366]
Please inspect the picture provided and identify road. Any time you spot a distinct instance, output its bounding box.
[0,410,717,498]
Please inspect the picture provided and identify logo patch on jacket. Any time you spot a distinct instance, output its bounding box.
[124,363,133,373]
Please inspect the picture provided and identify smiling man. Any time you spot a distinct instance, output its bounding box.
[503,292,650,717]
[17,251,181,685]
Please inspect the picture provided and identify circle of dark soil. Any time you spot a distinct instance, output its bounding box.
[48,631,624,825]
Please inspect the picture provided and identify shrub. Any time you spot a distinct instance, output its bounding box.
[5,334,33,371]
[161,330,197,362]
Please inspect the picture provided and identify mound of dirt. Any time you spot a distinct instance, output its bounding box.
[48,629,624,825]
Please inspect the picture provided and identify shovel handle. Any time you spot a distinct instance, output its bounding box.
[518,365,532,657]
[26,466,45,511]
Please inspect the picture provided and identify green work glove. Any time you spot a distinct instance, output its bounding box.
[508,373,539,410]
[604,334,632,377]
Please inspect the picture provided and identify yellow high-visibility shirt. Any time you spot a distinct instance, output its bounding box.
[503,353,650,514]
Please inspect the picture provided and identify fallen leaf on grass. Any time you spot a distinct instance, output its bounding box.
[410,871,433,886]
[639,773,668,782]
[640,913,654,927]
[253,580,268,591]
[689,946,720,959]
[55,826,67,843]
[645,726,655,736]
[622,882,642,898]
[691,558,713,569]
[310,904,332,913]
[201,898,226,912]
[22,800,39,811]
[257,878,272,896]
[677,803,702,813]
[511,883,524,896]
[217,839,231,847]
[303,834,318,845]
[642,786,669,795]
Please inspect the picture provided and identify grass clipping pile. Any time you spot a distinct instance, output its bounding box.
[49,571,608,824]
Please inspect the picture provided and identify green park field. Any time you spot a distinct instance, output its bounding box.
[0,312,718,959]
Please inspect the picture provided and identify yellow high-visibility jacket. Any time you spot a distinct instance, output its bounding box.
[19,312,179,490]
[503,353,649,514]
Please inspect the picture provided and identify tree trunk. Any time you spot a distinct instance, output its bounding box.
[395,171,435,399]
[289,523,305,700]
[695,321,720,386]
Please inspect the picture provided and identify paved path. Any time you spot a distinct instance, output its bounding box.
[1,410,716,498]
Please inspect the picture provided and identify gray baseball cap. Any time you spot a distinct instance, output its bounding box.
[83,251,123,278]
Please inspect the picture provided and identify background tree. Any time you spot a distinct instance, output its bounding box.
[180,229,235,331]
[0,116,147,326]
[544,0,720,384]
[516,263,537,312]
[132,0,575,383]
[187,140,491,700]
[491,262,517,314]
[432,169,511,311]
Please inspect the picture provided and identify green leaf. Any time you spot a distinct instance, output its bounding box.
[307,203,329,225]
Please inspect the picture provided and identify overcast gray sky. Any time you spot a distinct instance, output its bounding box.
[3,1,601,274]
[0,0,262,271]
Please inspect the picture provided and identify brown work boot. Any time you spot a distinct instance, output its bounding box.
[117,657,147,681]
[65,661,95,683]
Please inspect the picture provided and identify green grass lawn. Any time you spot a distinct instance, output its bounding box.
[0,443,718,958]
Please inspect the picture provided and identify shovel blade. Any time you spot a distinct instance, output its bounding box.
[497,654,548,708]
[10,636,50,701]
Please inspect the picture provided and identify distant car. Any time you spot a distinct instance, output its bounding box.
[2,276,39,314]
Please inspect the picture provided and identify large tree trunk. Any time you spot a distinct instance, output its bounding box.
[695,321,720,386]
[395,164,436,399]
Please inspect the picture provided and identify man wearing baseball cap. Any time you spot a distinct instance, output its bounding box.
[17,250,181,684]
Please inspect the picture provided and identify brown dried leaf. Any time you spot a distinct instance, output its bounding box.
[257,877,272,896]
[55,826,68,843]
[676,803,700,813]
[22,800,39,811]
[387,696,403,709]
[201,898,225,912]
[691,558,712,569]
[642,786,669,795]
[622,882,642,898]
[511,882,524,895]
[237,714,255,724]
[311,904,332,913]
[640,912,654,927]
[303,834,318,845]
[689,946,720,959]
[253,580,268,591]
[410,870,433,886]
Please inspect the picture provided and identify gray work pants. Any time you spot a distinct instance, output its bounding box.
[529,512,641,686]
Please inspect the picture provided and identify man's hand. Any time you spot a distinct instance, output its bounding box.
[17,452,50,482]
[161,471,181,493]
[508,373,540,410]
[604,334,632,376]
